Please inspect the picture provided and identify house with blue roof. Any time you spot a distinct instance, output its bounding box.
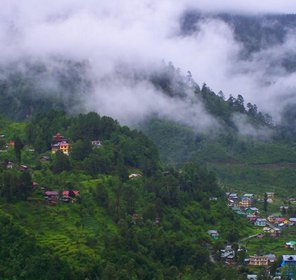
[281,255,296,279]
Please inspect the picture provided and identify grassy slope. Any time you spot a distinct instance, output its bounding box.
[1,188,117,274]
[245,235,296,257]
[1,188,256,277]
[0,117,287,277]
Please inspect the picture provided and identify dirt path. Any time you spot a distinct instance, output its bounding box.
[238,234,259,248]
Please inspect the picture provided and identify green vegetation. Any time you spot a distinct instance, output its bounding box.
[141,65,296,198]
[142,118,296,197]
[242,227,296,257]
[0,59,295,278]
[1,59,295,200]
[0,112,253,279]
[208,163,296,196]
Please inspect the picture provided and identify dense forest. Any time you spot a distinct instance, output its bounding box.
[0,59,295,199]
[0,111,255,279]
[142,66,296,197]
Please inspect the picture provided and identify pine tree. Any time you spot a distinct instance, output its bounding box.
[263,193,268,213]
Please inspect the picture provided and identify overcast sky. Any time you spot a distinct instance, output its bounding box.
[0,0,295,128]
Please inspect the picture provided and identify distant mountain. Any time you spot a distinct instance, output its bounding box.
[0,36,295,197]
[181,12,296,59]
[178,11,296,141]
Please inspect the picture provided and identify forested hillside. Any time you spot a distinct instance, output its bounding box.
[1,2,296,279]
[141,65,296,197]
[142,67,296,197]
[0,112,253,279]
[0,59,295,198]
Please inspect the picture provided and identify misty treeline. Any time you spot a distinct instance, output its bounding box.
[152,61,296,142]
[0,111,252,279]
[0,58,295,140]
[0,59,90,120]
[200,83,273,128]
[150,62,274,130]
[140,63,296,185]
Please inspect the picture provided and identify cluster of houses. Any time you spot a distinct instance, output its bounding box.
[217,243,296,278]
[227,193,269,226]
[1,132,103,158]
[280,198,296,214]
[227,192,296,235]
[218,244,296,279]
[51,133,103,156]
[44,190,80,205]
[51,133,70,155]
[218,245,291,269]
[218,245,277,267]
[267,214,296,228]
[227,192,274,208]
[225,191,296,278]
[246,254,296,279]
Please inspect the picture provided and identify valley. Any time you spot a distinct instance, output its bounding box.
[0,2,296,279]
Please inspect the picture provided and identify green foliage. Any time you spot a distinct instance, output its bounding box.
[25,110,69,153]
[0,170,33,201]
[51,152,72,174]
[0,112,254,279]
[0,54,295,279]
[70,140,92,161]
[143,117,296,197]
[14,136,24,163]
[0,210,74,280]
[263,192,268,213]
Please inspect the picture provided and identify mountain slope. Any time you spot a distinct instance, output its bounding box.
[0,112,252,279]
[181,12,296,61]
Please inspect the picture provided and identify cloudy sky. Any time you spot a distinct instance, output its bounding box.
[0,0,296,128]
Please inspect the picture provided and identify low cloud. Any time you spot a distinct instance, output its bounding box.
[232,113,272,140]
[0,0,295,130]
[86,68,220,131]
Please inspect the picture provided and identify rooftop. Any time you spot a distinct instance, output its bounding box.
[282,255,296,261]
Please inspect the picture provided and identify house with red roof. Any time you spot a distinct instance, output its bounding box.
[62,190,80,203]
[51,133,70,155]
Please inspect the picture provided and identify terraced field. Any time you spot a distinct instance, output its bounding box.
[1,195,116,273]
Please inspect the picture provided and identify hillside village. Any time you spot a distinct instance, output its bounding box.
[0,114,295,279]
[214,192,296,279]
[1,1,296,278]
